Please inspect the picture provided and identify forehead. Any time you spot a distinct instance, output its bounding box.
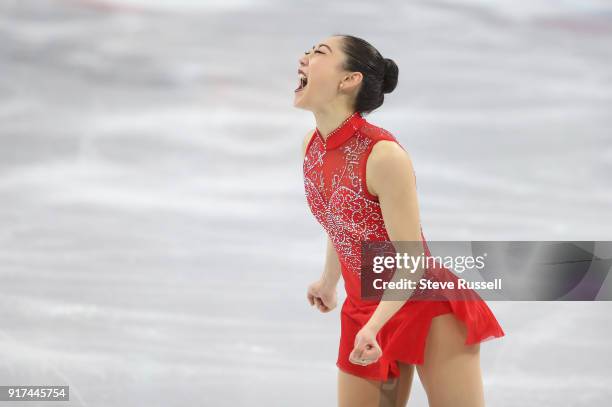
[319,36,343,51]
[313,36,342,54]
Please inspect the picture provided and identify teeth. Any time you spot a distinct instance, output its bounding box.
[295,72,308,92]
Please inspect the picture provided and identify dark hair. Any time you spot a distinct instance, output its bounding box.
[334,34,399,114]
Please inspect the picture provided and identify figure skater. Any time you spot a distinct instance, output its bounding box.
[295,34,505,407]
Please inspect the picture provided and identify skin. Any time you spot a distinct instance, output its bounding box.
[294,36,363,140]
[297,35,485,407]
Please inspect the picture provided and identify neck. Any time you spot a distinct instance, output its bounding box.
[313,107,356,140]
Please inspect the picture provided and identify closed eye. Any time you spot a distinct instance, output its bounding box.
[304,50,325,55]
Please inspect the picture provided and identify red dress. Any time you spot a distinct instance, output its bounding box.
[303,111,505,381]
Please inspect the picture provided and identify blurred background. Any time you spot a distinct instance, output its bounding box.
[1,0,611,405]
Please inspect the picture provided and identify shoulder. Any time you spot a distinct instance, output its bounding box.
[301,128,316,159]
[359,122,399,145]
[368,140,413,178]
[364,126,415,192]
[360,122,410,166]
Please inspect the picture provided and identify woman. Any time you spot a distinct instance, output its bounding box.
[295,34,505,407]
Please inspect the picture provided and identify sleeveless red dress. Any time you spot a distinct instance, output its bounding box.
[303,111,505,381]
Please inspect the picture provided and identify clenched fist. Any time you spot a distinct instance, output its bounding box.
[307,279,337,313]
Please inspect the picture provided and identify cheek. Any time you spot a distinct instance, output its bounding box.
[309,61,340,93]
[310,72,338,96]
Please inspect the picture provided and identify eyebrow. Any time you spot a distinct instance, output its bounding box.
[312,43,332,53]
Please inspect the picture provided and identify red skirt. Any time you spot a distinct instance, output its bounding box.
[336,277,505,381]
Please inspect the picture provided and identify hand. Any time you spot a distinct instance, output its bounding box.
[349,325,382,366]
[306,278,337,313]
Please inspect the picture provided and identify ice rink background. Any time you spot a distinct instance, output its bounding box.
[1,0,611,405]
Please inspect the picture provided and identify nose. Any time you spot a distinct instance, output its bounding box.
[298,53,309,67]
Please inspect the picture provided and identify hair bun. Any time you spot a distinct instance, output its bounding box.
[382,58,399,94]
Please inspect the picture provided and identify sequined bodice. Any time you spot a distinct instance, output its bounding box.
[303,112,415,300]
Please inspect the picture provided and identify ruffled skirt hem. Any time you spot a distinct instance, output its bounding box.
[337,294,505,382]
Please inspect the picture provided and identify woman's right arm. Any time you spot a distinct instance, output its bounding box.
[301,128,315,159]
[321,236,342,288]
[307,236,341,313]
[302,129,341,312]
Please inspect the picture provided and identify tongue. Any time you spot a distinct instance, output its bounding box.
[295,79,305,92]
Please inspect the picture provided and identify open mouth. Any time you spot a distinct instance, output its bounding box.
[295,73,308,93]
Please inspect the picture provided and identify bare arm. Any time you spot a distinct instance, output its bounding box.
[349,140,425,365]
[301,128,315,159]
[321,235,342,287]
[363,140,424,333]
[302,129,342,311]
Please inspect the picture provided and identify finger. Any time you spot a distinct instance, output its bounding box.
[316,297,332,312]
[315,297,326,309]
[362,358,375,366]
[349,351,369,366]
[351,345,364,361]
[362,348,381,361]
[350,346,376,366]
[348,350,361,365]
[349,356,362,365]
[353,334,365,349]
[320,297,334,310]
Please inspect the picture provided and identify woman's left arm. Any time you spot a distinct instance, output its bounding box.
[349,140,425,365]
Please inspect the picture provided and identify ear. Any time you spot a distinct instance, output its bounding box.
[339,71,363,92]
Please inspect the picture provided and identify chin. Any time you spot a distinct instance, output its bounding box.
[293,95,310,110]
